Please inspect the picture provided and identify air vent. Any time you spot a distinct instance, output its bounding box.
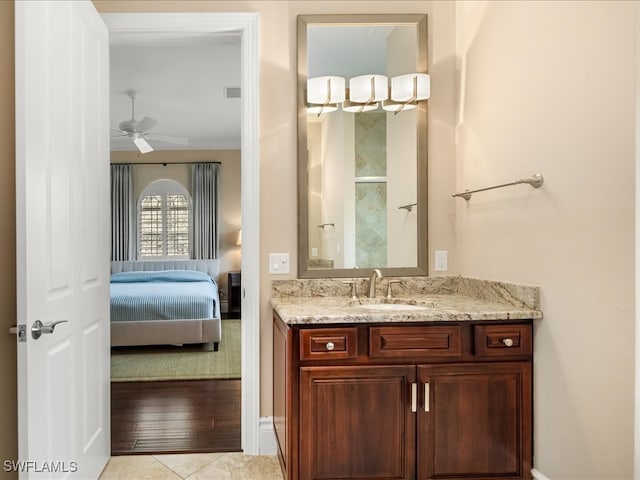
[224,87,241,99]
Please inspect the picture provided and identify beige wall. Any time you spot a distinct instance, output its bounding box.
[455,1,635,478]
[111,150,242,298]
[0,1,17,478]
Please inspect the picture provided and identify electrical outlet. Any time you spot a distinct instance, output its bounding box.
[435,250,448,272]
[269,253,290,274]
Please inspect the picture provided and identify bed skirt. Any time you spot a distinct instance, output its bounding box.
[111,317,221,351]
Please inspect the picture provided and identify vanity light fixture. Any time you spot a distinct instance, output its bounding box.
[344,75,388,113]
[306,73,430,115]
[307,76,345,116]
[381,99,417,113]
[342,98,379,113]
[382,73,431,114]
[307,103,339,115]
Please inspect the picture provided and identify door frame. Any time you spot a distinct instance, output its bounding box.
[102,12,261,454]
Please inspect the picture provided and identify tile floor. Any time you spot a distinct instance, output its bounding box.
[99,453,284,480]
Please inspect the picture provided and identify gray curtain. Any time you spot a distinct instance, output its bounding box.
[191,163,220,259]
[110,164,134,261]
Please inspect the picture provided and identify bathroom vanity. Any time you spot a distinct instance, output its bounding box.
[271,276,542,480]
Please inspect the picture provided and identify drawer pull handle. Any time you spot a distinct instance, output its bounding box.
[503,338,514,347]
[325,341,335,351]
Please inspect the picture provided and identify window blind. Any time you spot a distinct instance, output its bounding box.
[139,193,189,258]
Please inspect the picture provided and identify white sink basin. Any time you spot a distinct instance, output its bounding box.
[356,303,430,311]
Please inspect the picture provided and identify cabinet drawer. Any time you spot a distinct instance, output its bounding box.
[300,328,358,361]
[474,324,532,356]
[370,325,462,359]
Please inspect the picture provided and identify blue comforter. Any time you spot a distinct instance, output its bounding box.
[110,270,219,322]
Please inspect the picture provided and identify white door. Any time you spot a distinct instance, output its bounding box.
[15,1,110,478]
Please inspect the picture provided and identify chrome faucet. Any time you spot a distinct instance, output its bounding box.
[368,269,383,297]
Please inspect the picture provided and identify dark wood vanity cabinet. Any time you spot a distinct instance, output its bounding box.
[418,362,531,479]
[300,365,417,479]
[273,315,533,480]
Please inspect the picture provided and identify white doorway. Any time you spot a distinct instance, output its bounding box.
[103,12,261,454]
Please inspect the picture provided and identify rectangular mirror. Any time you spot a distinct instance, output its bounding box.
[297,14,429,278]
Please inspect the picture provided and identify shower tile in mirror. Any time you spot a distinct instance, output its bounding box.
[355,112,386,177]
[355,182,387,268]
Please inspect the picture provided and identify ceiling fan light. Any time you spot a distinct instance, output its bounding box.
[349,75,388,103]
[391,73,430,102]
[307,76,346,104]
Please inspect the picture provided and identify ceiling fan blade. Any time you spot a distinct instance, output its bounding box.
[133,135,154,154]
[146,134,189,146]
[135,116,158,133]
[111,128,128,139]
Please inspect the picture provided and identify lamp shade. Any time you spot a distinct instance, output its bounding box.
[349,75,388,103]
[236,229,242,246]
[307,76,346,104]
[391,73,431,102]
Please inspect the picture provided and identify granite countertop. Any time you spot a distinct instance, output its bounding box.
[271,276,543,325]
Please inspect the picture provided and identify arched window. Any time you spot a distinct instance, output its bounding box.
[138,179,191,259]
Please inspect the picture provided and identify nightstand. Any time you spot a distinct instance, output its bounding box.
[227,271,241,319]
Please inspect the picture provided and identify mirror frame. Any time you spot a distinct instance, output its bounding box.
[297,13,429,278]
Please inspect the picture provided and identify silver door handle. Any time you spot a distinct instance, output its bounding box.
[31,320,68,340]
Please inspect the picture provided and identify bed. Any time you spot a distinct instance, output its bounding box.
[110,260,222,351]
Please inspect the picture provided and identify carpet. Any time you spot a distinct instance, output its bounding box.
[110,319,241,382]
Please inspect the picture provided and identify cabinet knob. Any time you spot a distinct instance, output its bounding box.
[503,338,514,347]
[325,341,335,351]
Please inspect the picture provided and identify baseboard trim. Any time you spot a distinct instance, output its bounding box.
[531,468,552,480]
[259,416,277,455]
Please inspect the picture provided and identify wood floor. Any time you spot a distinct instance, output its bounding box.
[111,379,241,455]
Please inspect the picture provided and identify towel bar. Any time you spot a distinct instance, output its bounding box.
[453,174,544,201]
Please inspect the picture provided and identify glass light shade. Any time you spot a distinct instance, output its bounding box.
[307,76,346,104]
[391,73,430,102]
[307,103,339,115]
[342,100,379,113]
[349,75,388,103]
[236,229,242,246]
[381,100,417,113]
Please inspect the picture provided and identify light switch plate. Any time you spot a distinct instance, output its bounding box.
[269,253,290,274]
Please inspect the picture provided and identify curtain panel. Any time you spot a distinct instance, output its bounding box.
[110,163,134,261]
[191,163,220,259]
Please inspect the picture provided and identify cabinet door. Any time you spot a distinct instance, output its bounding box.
[418,363,532,480]
[300,365,416,480]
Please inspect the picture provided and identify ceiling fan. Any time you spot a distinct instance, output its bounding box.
[111,90,188,153]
